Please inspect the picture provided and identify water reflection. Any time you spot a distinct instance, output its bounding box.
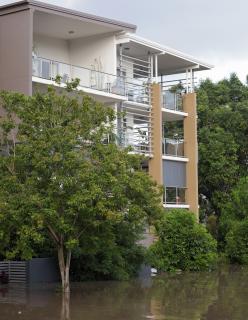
[0,266,248,320]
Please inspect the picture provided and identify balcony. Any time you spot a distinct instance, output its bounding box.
[162,90,183,112]
[163,187,186,205]
[32,56,125,96]
[125,79,151,105]
[118,125,151,155]
[32,57,150,105]
[162,138,184,157]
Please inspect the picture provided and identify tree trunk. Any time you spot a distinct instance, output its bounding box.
[61,291,70,320]
[58,246,71,293]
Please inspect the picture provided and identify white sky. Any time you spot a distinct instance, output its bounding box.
[1,0,248,83]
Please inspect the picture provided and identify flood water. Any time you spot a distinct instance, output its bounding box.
[1,266,248,320]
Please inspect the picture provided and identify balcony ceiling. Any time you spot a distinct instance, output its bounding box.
[117,33,213,75]
[33,11,127,40]
[157,54,205,75]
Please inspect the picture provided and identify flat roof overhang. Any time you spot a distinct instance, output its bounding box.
[0,0,136,39]
[33,10,130,40]
[117,33,213,75]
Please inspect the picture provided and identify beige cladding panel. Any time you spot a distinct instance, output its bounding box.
[149,83,162,185]
[0,9,33,95]
[183,93,199,218]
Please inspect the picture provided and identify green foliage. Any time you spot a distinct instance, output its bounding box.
[225,219,248,264]
[197,74,248,220]
[206,214,218,239]
[220,177,248,226]
[198,126,238,211]
[169,82,184,93]
[197,73,248,258]
[219,177,248,262]
[71,224,145,281]
[0,85,163,283]
[163,120,183,140]
[71,208,148,280]
[146,210,217,272]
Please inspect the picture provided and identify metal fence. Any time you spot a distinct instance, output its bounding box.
[0,261,27,283]
[0,258,59,284]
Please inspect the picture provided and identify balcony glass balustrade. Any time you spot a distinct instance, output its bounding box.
[32,56,150,105]
[118,124,151,154]
[163,187,186,205]
[162,138,184,157]
[162,90,183,111]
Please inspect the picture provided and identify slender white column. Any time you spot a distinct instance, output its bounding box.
[154,54,158,83]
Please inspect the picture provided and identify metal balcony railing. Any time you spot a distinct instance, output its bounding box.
[32,56,125,95]
[163,187,186,205]
[162,90,183,111]
[118,125,151,155]
[162,138,184,157]
[118,49,152,105]
[32,56,150,105]
[125,79,151,105]
[161,75,198,95]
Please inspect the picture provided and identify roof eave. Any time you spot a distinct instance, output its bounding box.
[118,33,213,70]
[0,0,137,32]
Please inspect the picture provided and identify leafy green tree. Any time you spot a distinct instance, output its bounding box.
[219,177,248,257]
[198,126,238,213]
[146,210,217,272]
[220,177,248,223]
[71,219,145,281]
[206,214,218,239]
[0,86,163,292]
[225,219,248,264]
[197,73,248,219]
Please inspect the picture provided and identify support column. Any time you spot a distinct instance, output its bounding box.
[149,83,162,185]
[183,93,199,219]
[0,9,33,95]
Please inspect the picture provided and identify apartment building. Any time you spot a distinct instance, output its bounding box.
[0,0,212,218]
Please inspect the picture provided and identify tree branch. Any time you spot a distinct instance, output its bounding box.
[47,224,60,245]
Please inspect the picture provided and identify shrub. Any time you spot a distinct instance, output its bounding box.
[71,243,145,281]
[146,210,217,272]
[219,177,248,253]
[70,222,146,281]
[225,219,248,264]
[206,214,218,239]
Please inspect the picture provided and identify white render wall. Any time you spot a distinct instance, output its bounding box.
[33,34,70,64]
[33,33,117,75]
[69,34,116,75]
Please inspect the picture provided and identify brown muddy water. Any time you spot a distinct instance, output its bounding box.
[0,266,248,320]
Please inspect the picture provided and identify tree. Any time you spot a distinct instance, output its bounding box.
[146,210,217,272]
[0,86,163,292]
[198,126,238,213]
[219,176,248,255]
[220,177,248,223]
[197,74,248,219]
[70,219,146,281]
[225,219,248,264]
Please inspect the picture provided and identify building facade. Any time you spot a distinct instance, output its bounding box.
[0,0,212,218]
